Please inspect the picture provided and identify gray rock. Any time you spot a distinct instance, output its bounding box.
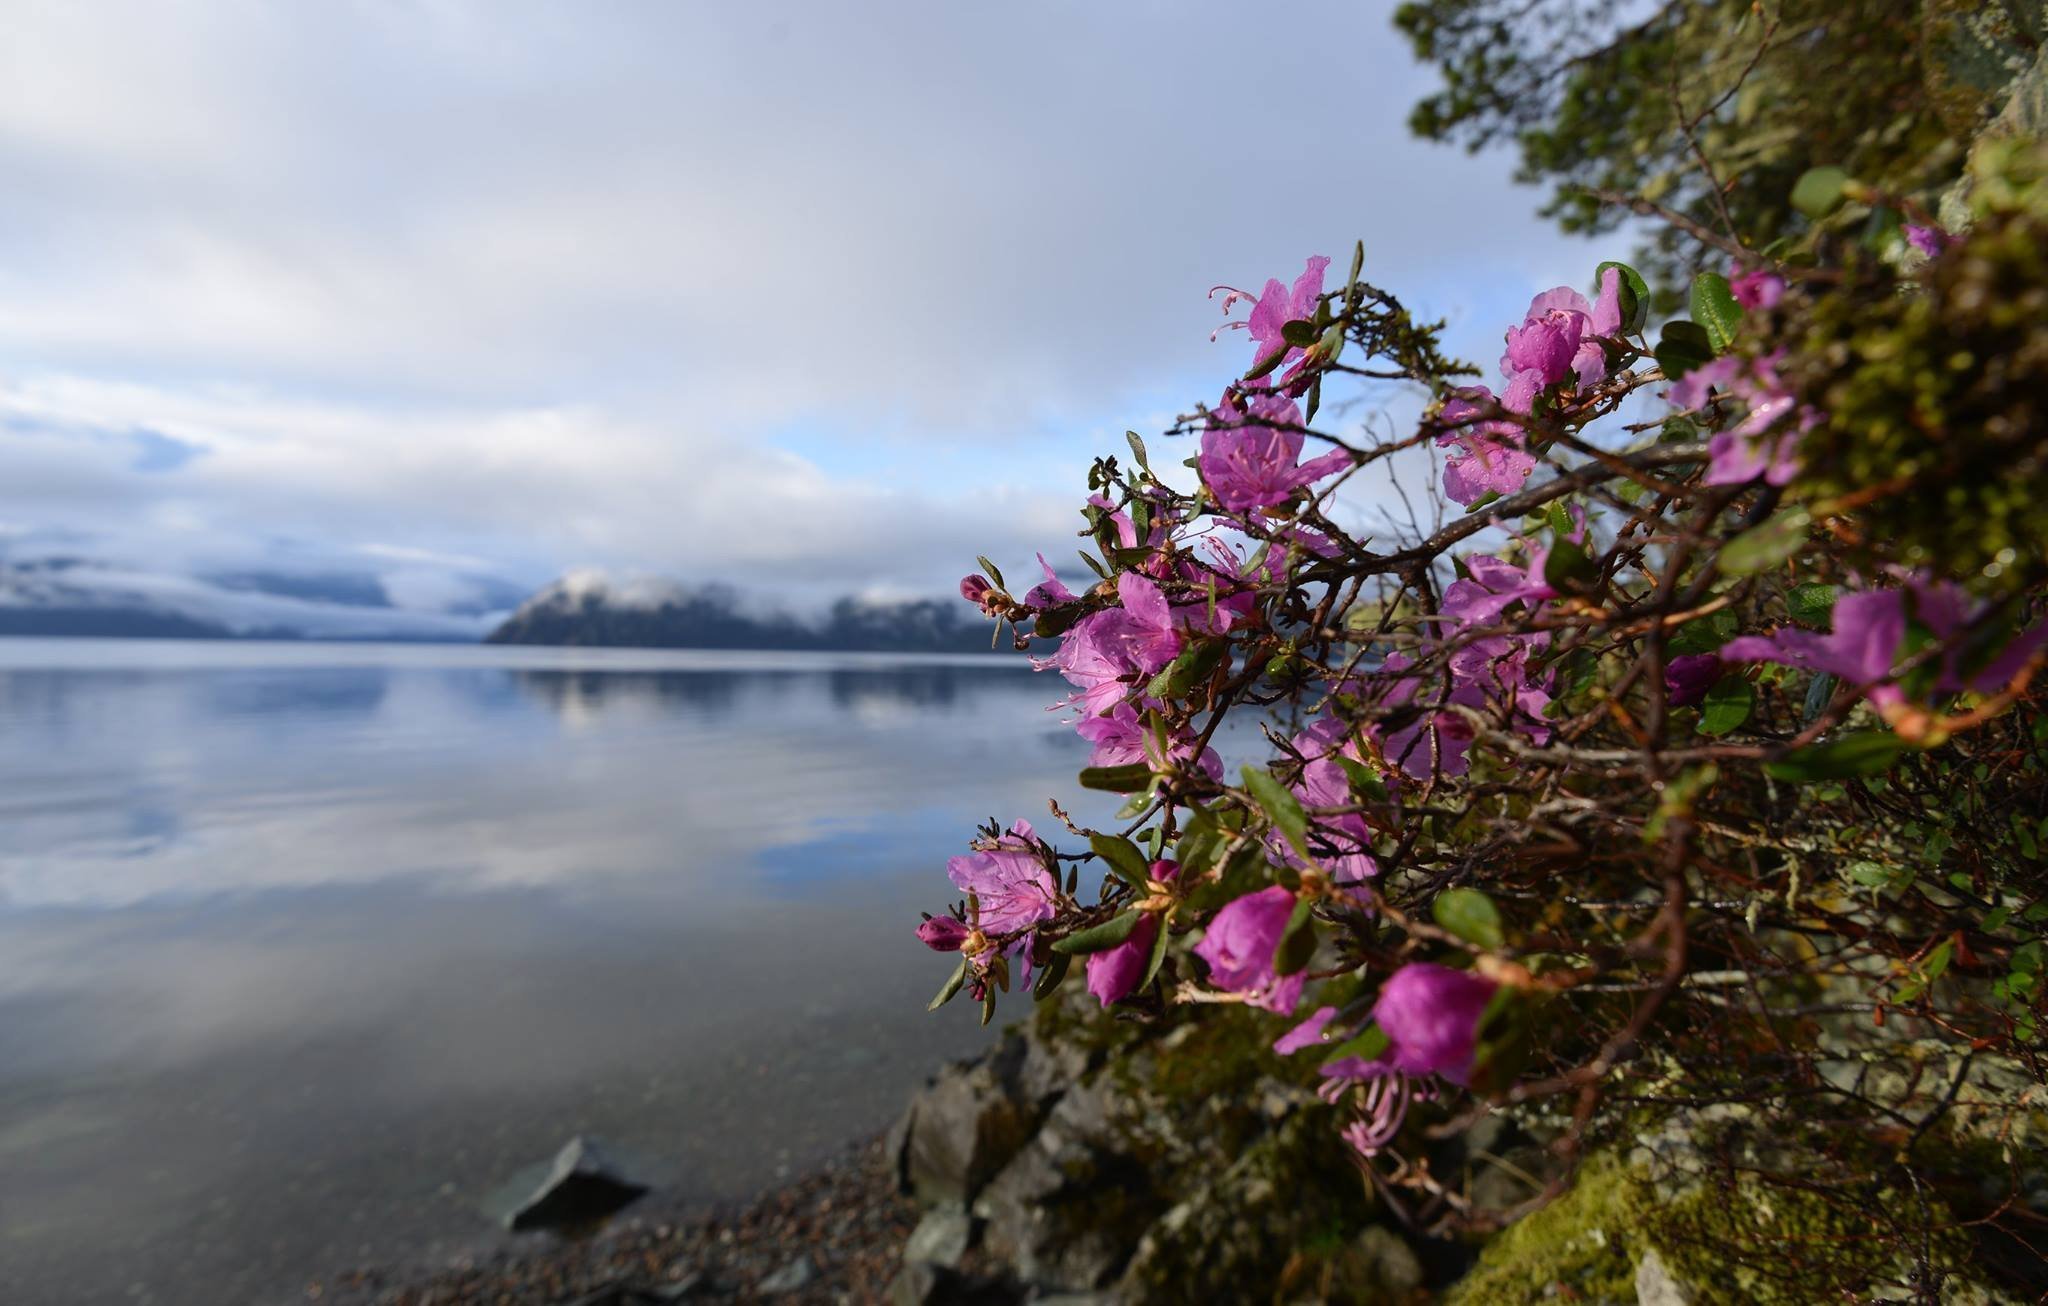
[758,1255,815,1295]
[1635,1247,1693,1306]
[1354,1225,1423,1295]
[903,1201,974,1268]
[501,1136,648,1232]
[902,1034,1040,1207]
[976,1075,1147,1291]
[888,1261,953,1306]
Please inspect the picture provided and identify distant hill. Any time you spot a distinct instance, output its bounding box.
[485,570,1015,654]
[0,557,513,642]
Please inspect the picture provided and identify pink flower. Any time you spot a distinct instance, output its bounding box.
[1664,653,1723,707]
[1667,352,1810,486]
[1193,885,1305,1013]
[1245,255,1330,373]
[1729,264,1786,310]
[1502,307,1584,386]
[1200,387,1353,513]
[1073,704,1223,781]
[959,574,1003,617]
[1497,270,1624,410]
[1373,962,1498,1085]
[1904,224,1948,258]
[1721,579,2048,717]
[1274,1004,1340,1055]
[1085,914,1159,1007]
[1083,860,1178,1008]
[1101,571,1183,676]
[1050,610,1139,718]
[1318,1057,1426,1156]
[916,915,972,952]
[1434,387,1535,506]
[1276,719,1379,889]
[946,820,1058,940]
[1021,553,1077,611]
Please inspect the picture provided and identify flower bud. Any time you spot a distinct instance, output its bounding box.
[915,916,971,952]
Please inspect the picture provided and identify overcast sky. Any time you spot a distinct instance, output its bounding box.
[0,0,1603,613]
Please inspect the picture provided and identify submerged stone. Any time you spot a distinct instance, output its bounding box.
[502,1135,649,1233]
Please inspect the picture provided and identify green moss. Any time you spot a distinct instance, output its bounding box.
[1447,1155,1640,1305]
[1447,1142,2011,1305]
[1791,142,2048,591]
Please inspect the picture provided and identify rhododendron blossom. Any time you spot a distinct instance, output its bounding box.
[1723,580,2048,719]
[1434,387,1535,506]
[1372,963,1498,1085]
[1199,387,1354,514]
[1192,886,1304,1013]
[945,820,1057,953]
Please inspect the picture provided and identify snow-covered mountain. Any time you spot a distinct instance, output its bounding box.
[486,568,1010,654]
[0,556,524,642]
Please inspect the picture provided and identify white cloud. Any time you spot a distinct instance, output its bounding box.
[0,0,1602,601]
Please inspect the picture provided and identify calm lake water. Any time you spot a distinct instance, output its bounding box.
[0,639,1092,1305]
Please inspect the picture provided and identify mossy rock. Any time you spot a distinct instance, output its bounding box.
[1447,1147,2025,1305]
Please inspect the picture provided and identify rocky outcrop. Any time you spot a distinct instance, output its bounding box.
[884,990,1465,1303]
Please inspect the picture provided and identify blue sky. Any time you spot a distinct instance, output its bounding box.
[0,0,1609,617]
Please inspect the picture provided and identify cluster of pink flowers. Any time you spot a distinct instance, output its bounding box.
[928,243,2039,1176]
[1667,349,1814,486]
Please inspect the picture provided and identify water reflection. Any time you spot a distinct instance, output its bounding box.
[0,641,1081,1305]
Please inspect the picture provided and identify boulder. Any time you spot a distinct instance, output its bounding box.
[503,1136,649,1232]
[975,1075,1154,1292]
[898,1033,1042,1207]
[903,1201,974,1268]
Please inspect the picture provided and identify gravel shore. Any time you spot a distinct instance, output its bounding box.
[303,1134,926,1306]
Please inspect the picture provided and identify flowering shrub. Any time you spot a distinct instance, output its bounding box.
[919,140,2048,1297]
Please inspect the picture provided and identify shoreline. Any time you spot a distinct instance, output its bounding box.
[305,1130,928,1305]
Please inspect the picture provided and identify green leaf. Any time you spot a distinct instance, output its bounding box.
[1654,319,1716,380]
[1923,938,1954,982]
[1595,260,1650,334]
[1432,887,1505,950]
[1689,271,1743,353]
[1272,894,1317,976]
[1242,766,1310,859]
[1786,583,1838,627]
[974,555,1006,591]
[1982,906,2011,933]
[1124,431,1150,470]
[1032,949,1071,1000]
[1766,731,1906,781]
[1090,833,1152,888]
[1668,609,1740,655]
[1146,639,1226,700]
[1244,346,1287,382]
[1660,415,1699,444]
[1052,909,1145,955]
[1304,374,1322,426]
[1335,756,1389,804]
[1319,1023,1389,1067]
[1033,605,1080,639]
[1139,909,1173,989]
[1717,507,1811,576]
[928,956,969,1011]
[1698,674,1755,737]
[1184,838,1273,914]
[1543,538,1598,593]
[1792,165,1851,219]
[1079,763,1154,793]
[1280,318,1317,348]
